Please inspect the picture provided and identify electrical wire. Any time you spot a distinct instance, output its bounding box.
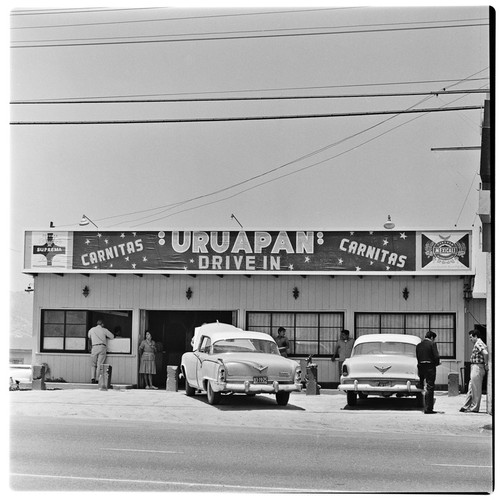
[12,18,489,44]
[78,95,440,227]
[11,7,356,29]
[10,88,488,105]
[10,105,483,126]
[454,169,481,227]
[134,96,477,227]
[11,7,169,16]
[11,22,488,49]
[12,76,488,103]
[129,88,485,226]
[46,71,486,227]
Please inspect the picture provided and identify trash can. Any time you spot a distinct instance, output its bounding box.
[447,372,460,396]
[98,364,112,391]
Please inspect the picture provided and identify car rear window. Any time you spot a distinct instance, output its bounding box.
[212,338,280,355]
[353,341,416,357]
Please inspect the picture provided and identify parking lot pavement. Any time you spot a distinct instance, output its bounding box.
[9,388,492,437]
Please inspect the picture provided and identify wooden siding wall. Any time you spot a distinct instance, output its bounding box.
[31,273,467,385]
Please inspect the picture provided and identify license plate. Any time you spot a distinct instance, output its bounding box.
[378,381,392,387]
[253,376,268,384]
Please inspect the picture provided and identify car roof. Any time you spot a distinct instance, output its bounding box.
[191,322,243,350]
[354,334,421,346]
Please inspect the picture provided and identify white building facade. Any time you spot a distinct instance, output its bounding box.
[24,228,485,388]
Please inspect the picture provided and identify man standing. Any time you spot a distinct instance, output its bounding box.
[331,329,354,381]
[88,319,114,383]
[460,329,489,413]
[332,329,354,362]
[276,327,290,357]
[416,331,441,414]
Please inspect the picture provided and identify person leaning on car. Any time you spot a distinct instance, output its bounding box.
[416,331,441,414]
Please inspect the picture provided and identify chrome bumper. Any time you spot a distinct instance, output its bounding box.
[339,380,421,393]
[214,381,302,394]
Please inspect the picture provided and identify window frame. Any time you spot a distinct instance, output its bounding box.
[354,312,456,359]
[246,311,345,357]
[40,309,133,354]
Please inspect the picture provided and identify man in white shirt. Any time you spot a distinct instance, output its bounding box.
[88,319,114,383]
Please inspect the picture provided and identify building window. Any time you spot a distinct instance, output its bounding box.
[354,312,456,359]
[247,311,344,357]
[41,310,133,353]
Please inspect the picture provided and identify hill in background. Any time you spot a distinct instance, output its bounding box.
[10,291,33,350]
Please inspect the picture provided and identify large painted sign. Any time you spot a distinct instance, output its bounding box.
[24,230,472,274]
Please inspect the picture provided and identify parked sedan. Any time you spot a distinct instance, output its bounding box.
[9,364,32,389]
[181,323,302,406]
[338,334,423,407]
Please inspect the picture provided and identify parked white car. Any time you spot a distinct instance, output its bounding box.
[9,364,32,389]
[181,323,302,406]
[338,334,423,407]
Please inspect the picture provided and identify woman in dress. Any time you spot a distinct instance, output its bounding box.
[139,331,157,389]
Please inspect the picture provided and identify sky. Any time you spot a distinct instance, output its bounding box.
[7,2,491,292]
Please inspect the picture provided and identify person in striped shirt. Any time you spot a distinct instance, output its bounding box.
[460,329,489,413]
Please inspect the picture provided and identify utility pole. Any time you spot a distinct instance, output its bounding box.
[477,96,492,415]
[432,95,491,413]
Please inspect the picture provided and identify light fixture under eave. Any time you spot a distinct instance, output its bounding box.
[25,283,34,293]
[384,215,395,230]
[82,285,90,298]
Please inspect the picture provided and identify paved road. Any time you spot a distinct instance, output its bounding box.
[9,389,493,493]
[10,415,492,492]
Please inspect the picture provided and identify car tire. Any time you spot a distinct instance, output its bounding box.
[276,391,290,406]
[206,381,221,405]
[185,378,196,397]
[347,391,357,406]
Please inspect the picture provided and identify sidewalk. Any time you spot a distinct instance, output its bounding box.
[9,388,492,437]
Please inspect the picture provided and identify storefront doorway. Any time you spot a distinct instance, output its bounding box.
[144,310,236,387]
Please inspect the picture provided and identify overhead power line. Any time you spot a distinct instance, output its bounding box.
[11,76,488,103]
[10,89,488,105]
[11,7,168,16]
[11,22,488,49]
[11,7,354,29]
[10,105,483,126]
[49,73,486,227]
[134,95,481,227]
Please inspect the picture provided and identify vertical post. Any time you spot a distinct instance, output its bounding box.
[32,365,46,390]
[98,364,112,390]
[486,253,492,414]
